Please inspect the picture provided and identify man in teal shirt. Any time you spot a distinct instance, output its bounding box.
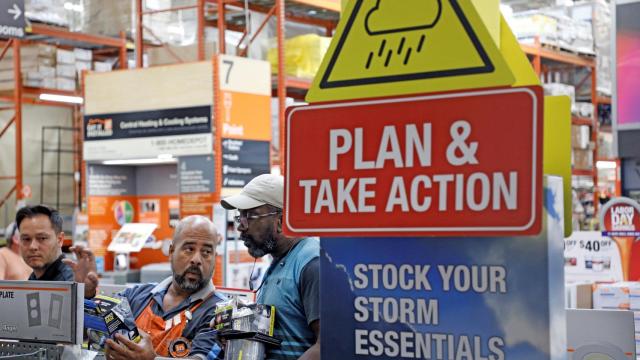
[221,174,320,360]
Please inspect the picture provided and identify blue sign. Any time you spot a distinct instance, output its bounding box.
[320,178,566,360]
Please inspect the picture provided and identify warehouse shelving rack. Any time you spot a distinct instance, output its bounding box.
[134,0,339,167]
[0,25,128,215]
[521,36,617,224]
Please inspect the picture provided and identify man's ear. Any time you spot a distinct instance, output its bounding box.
[57,232,65,247]
[276,214,283,233]
[169,244,175,256]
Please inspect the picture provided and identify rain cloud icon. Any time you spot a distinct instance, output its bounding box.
[365,0,442,35]
[364,0,443,69]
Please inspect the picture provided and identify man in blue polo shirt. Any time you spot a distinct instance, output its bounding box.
[69,215,226,359]
[221,174,320,360]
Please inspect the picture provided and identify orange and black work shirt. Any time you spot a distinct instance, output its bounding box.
[120,277,226,359]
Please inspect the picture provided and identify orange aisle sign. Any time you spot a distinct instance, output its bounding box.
[306,0,515,103]
[285,86,543,237]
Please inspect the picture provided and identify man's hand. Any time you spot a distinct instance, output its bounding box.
[63,245,98,298]
[105,330,156,360]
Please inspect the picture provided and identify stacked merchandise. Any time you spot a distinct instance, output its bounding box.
[593,282,640,355]
[25,0,69,27]
[74,48,93,79]
[0,44,56,90]
[569,0,612,95]
[55,49,77,91]
[571,124,593,170]
[268,34,332,79]
[72,0,132,38]
[506,9,594,55]
[0,44,114,92]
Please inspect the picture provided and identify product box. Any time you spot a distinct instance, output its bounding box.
[84,295,141,351]
[571,125,591,150]
[597,132,614,159]
[56,48,76,64]
[19,44,57,58]
[566,282,594,309]
[55,77,76,91]
[75,61,92,73]
[73,48,92,62]
[593,282,640,310]
[572,149,593,170]
[42,77,56,89]
[56,64,76,79]
[93,61,113,73]
[213,303,276,336]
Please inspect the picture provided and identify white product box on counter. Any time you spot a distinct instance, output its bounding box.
[593,282,640,311]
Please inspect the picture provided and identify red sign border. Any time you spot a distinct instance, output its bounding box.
[285,86,542,235]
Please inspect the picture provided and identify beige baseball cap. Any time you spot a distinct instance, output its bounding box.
[221,174,284,210]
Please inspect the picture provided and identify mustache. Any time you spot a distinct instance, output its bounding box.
[182,265,203,277]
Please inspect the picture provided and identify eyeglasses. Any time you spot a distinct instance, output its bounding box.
[233,211,281,227]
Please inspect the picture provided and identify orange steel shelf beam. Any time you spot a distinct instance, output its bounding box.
[30,24,127,48]
[520,42,595,68]
[225,0,338,28]
[572,116,594,127]
[572,169,595,177]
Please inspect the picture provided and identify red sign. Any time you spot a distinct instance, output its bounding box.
[600,197,640,237]
[284,86,543,236]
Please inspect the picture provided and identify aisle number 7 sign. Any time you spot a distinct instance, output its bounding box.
[285,86,543,237]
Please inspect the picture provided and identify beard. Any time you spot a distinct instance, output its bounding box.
[173,265,207,293]
[242,232,277,258]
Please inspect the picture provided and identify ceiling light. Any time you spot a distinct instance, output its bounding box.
[102,156,176,165]
[39,93,84,104]
[596,161,617,170]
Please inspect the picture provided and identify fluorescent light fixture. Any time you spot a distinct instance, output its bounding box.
[596,161,617,170]
[39,93,84,104]
[102,155,176,165]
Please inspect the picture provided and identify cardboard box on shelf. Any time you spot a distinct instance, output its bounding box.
[55,77,76,91]
[268,34,331,79]
[56,64,76,79]
[598,132,614,159]
[93,61,113,73]
[74,48,93,62]
[571,125,591,150]
[573,149,594,170]
[16,44,57,58]
[42,77,56,89]
[56,49,76,65]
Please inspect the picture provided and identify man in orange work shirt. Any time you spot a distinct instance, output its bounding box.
[69,215,226,359]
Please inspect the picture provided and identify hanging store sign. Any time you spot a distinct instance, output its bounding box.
[216,54,272,188]
[221,138,270,188]
[83,106,213,161]
[285,86,543,237]
[600,197,640,237]
[0,1,25,39]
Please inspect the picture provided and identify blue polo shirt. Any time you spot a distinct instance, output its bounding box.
[121,277,226,359]
[258,237,320,360]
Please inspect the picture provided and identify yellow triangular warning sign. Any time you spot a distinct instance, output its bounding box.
[306,0,515,103]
